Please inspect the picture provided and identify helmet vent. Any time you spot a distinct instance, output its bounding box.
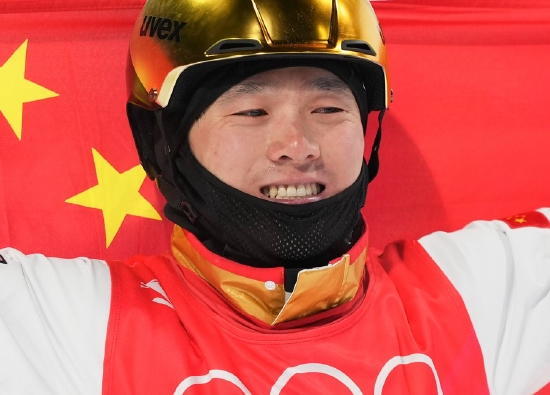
[341,40,376,56]
[206,39,263,55]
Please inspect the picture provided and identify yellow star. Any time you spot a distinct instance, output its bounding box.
[514,217,527,224]
[0,40,59,140]
[66,148,162,248]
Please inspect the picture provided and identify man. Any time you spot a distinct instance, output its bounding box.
[1,0,549,394]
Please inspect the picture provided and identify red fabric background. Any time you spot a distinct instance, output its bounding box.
[365,0,550,249]
[1,0,550,259]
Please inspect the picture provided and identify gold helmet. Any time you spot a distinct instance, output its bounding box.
[126,0,391,202]
[128,0,390,110]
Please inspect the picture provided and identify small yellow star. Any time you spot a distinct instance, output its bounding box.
[0,40,59,140]
[66,148,162,248]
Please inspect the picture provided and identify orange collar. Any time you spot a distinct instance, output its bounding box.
[171,215,369,326]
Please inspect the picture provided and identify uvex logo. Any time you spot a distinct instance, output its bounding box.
[140,15,187,43]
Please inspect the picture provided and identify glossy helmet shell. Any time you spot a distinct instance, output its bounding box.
[127,0,391,181]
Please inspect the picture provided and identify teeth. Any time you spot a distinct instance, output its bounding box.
[287,185,296,198]
[262,182,322,199]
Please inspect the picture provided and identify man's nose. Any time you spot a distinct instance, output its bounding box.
[266,120,321,164]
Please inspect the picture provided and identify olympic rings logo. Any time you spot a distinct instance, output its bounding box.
[173,354,443,394]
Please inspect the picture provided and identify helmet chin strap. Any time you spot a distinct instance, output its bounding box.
[367,109,386,183]
[153,109,199,222]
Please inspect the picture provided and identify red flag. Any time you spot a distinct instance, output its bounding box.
[1,0,550,260]
[0,1,172,259]
[500,211,550,229]
[365,0,550,247]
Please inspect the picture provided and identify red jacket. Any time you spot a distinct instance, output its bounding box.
[1,209,550,394]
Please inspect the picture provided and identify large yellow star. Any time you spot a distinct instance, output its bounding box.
[0,40,59,140]
[66,148,162,248]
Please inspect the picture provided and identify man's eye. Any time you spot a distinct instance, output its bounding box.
[233,109,268,117]
[313,107,344,114]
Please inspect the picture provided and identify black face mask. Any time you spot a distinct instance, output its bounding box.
[165,148,368,270]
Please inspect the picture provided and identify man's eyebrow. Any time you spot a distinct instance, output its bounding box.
[216,81,276,105]
[305,76,351,93]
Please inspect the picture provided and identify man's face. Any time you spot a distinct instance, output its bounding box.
[188,66,365,203]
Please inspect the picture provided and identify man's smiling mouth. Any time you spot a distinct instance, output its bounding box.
[261,183,325,199]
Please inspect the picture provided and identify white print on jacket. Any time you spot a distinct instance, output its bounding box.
[173,354,441,394]
[141,279,174,309]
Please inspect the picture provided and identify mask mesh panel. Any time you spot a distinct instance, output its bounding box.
[173,152,367,268]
